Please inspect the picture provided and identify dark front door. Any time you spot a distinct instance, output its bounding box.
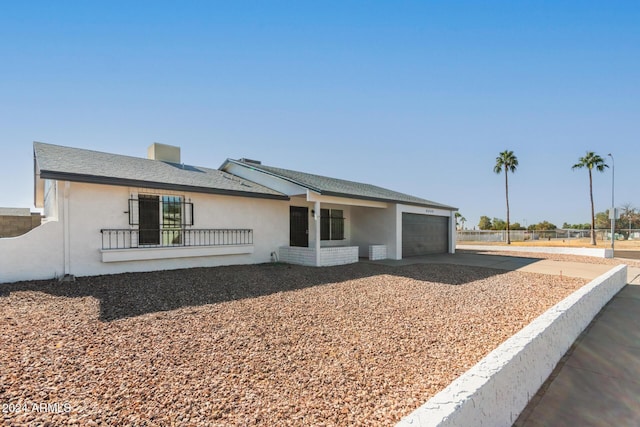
[139,195,160,245]
[290,206,309,247]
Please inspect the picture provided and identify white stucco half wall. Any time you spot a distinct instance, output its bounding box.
[397,264,627,427]
[0,220,65,283]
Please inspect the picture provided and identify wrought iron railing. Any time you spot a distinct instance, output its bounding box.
[100,228,253,250]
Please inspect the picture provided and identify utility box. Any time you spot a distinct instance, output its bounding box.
[609,208,620,220]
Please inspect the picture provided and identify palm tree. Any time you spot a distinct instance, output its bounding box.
[572,152,608,245]
[454,212,467,230]
[494,150,518,244]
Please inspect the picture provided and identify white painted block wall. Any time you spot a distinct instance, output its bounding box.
[368,244,387,260]
[319,247,359,266]
[278,246,316,266]
[279,246,359,267]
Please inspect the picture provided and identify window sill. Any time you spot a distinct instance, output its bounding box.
[101,245,254,263]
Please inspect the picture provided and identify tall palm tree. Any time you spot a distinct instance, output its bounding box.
[572,152,608,245]
[494,150,518,244]
[454,212,467,230]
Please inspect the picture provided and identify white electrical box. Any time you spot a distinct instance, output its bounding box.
[609,208,620,220]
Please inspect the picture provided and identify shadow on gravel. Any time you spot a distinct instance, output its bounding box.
[0,260,516,322]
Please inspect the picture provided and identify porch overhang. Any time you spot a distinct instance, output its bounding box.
[305,190,388,209]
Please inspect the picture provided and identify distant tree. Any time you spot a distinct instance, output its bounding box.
[455,212,467,230]
[620,203,638,235]
[492,218,507,230]
[533,220,557,231]
[494,150,519,244]
[478,216,492,230]
[572,152,608,245]
[563,222,591,230]
[595,211,611,229]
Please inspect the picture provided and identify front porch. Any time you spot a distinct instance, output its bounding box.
[281,191,395,267]
[278,244,389,267]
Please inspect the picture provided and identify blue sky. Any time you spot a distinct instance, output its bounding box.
[1,1,638,228]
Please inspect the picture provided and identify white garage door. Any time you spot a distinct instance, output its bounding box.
[402,213,449,256]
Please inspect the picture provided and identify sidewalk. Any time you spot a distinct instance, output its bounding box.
[514,268,640,426]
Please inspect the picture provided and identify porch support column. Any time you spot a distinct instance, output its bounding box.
[63,180,71,276]
[314,200,321,266]
[450,210,457,254]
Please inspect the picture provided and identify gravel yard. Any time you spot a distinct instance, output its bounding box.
[1,262,587,426]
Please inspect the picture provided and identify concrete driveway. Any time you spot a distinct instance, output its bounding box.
[365,252,639,282]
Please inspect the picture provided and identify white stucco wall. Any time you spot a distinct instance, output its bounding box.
[1,179,67,283]
[43,179,58,220]
[351,205,398,258]
[1,180,290,282]
[0,219,65,283]
[65,182,289,277]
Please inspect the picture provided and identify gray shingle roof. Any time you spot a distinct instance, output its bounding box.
[224,160,457,210]
[33,142,288,200]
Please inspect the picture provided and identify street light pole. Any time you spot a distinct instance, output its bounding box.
[608,153,615,254]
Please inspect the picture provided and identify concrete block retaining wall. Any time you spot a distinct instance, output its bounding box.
[397,264,628,427]
[457,244,613,258]
[0,213,42,238]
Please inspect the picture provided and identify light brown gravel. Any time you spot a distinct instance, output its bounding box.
[1,262,587,426]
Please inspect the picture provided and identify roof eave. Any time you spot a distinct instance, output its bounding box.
[38,170,290,201]
[224,159,457,210]
[319,190,457,210]
[222,159,324,193]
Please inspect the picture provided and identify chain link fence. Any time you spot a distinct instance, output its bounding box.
[457,229,640,243]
